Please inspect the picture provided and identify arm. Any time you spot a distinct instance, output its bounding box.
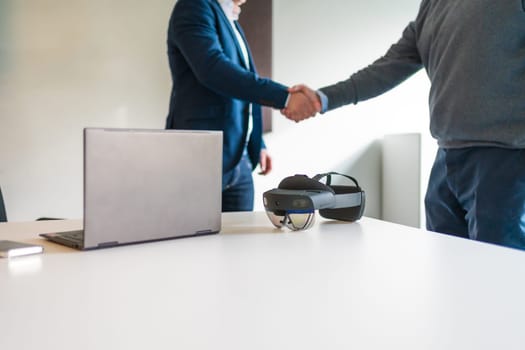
[320,22,423,112]
[169,0,289,108]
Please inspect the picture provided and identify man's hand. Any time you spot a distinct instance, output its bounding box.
[281,84,321,122]
[258,149,272,175]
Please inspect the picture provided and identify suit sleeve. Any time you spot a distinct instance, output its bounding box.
[319,22,423,111]
[169,0,289,109]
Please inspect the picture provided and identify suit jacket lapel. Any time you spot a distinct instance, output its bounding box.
[210,0,250,70]
[234,21,256,73]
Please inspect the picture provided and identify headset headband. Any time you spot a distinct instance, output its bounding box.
[311,172,362,209]
[312,171,360,188]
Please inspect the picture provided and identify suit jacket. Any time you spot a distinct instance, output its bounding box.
[166,0,289,173]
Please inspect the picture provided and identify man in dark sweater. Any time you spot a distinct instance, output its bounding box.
[284,0,525,250]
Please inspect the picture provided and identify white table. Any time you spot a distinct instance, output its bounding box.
[1,212,525,349]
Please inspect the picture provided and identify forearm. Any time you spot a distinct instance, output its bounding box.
[200,60,289,108]
[319,22,423,112]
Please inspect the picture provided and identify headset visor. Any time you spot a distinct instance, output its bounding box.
[265,210,316,231]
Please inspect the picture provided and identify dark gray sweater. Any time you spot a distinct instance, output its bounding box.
[320,0,525,148]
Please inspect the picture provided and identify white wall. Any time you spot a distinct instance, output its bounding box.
[0,0,436,224]
[381,133,421,228]
[0,0,174,221]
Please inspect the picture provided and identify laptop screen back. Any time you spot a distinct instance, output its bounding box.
[83,128,222,249]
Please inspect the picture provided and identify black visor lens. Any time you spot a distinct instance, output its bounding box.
[265,211,285,228]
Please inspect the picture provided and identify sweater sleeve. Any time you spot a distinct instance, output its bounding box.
[319,22,423,112]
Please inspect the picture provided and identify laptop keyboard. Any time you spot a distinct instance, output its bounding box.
[59,230,84,243]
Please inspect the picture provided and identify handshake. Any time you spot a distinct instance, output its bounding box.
[280,84,322,122]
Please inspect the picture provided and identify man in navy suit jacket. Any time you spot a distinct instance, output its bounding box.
[166,0,318,212]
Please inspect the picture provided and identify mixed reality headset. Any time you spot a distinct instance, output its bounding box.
[263,172,366,230]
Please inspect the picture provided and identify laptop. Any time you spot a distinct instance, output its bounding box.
[40,128,223,250]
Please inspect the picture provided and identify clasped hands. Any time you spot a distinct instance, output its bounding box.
[281,84,321,122]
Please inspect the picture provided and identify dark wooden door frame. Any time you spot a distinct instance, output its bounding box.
[239,0,273,133]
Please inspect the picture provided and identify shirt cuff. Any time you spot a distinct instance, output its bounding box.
[316,90,328,113]
[284,93,291,108]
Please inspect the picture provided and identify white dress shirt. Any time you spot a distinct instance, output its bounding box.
[217,0,253,144]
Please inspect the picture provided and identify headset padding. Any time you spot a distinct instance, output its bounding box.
[278,175,335,193]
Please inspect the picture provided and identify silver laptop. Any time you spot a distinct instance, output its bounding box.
[40,128,223,250]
